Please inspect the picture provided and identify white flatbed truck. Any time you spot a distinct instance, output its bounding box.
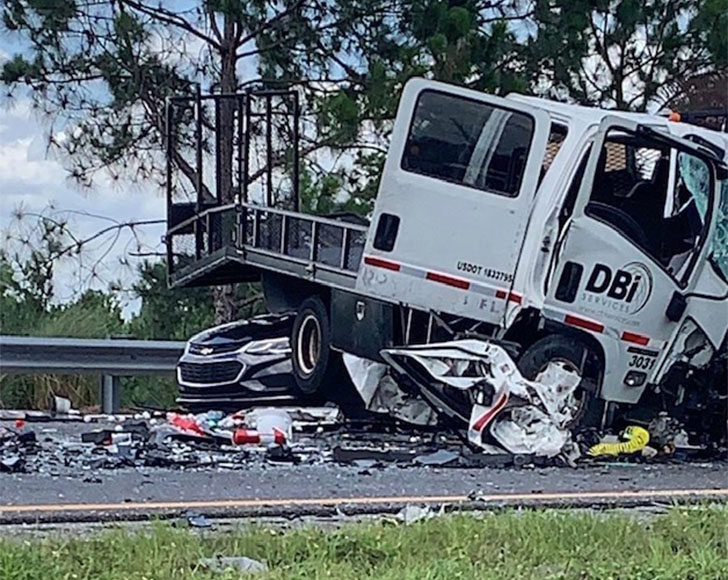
[165,79,728,443]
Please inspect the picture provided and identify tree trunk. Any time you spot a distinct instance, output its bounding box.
[213,12,239,324]
[214,283,238,323]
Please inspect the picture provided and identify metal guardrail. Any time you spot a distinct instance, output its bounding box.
[0,336,185,413]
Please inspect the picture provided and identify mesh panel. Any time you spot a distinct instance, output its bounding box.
[345,230,366,271]
[243,209,256,246]
[317,224,344,267]
[257,213,284,252]
[170,233,196,272]
[285,217,313,259]
[542,125,567,173]
[601,141,665,198]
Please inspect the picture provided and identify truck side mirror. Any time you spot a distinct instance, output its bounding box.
[666,291,687,322]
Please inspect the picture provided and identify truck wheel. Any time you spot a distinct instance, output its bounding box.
[291,295,333,395]
[290,296,368,415]
[517,335,605,431]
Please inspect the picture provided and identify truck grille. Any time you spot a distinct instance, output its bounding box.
[178,361,243,385]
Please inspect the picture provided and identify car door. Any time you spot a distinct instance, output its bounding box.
[357,78,551,326]
[543,116,723,404]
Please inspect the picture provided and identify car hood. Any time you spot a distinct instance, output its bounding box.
[188,314,292,348]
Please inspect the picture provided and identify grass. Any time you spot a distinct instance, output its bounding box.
[0,375,178,411]
[0,506,726,579]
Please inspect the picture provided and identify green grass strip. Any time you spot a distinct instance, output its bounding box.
[0,505,726,579]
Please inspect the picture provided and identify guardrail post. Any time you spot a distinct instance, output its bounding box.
[100,375,121,414]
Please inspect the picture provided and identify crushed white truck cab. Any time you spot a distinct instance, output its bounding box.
[166,79,728,445]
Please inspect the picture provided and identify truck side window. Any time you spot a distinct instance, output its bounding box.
[586,130,713,285]
[401,90,535,197]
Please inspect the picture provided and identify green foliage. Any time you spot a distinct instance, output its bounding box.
[3,0,722,212]
[128,261,214,341]
[691,0,728,70]
[525,0,720,110]
[0,248,215,409]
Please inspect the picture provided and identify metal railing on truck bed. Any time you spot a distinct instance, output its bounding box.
[166,201,368,289]
[164,88,368,289]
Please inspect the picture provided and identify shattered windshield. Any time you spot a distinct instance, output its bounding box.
[677,152,728,281]
[712,179,728,281]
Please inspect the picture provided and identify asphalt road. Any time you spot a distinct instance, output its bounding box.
[1,460,726,523]
[1,418,726,524]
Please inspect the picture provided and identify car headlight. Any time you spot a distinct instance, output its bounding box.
[242,337,290,356]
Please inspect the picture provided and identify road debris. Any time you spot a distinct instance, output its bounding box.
[199,556,268,574]
[50,396,80,417]
[395,504,445,524]
[413,449,460,467]
[0,397,722,478]
[181,511,213,529]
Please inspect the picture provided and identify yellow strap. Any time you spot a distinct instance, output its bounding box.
[587,426,650,457]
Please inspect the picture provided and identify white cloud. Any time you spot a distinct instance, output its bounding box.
[0,97,166,316]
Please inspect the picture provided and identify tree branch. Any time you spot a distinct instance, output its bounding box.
[119,0,221,50]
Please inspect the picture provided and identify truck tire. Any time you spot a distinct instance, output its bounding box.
[517,334,605,431]
[290,295,334,395]
[290,297,368,415]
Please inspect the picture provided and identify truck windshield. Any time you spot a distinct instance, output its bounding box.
[677,153,728,282]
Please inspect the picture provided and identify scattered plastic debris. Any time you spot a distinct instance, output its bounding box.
[199,556,268,574]
[0,397,720,478]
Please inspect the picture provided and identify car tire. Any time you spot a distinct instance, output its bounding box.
[517,334,605,431]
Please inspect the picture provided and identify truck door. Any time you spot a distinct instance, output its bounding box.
[358,78,551,326]
[543,117,723,404]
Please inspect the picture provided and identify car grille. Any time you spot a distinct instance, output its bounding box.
[178,361,243,385]
[188,342,241,355]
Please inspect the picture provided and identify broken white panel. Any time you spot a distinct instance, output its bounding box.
[343,354,438,426]
[380,340,582,457]
[490,406,570,456]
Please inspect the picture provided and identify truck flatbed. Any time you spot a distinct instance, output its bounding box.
[167,202,368,290]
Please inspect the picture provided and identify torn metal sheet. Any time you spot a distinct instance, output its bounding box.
[381,339,583,457]
[343,354,438,426]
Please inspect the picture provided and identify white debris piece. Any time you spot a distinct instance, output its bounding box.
[199,556,268,574]
[381,339,583,457]
[343,354,438,426]
[244,408,293,441]
[396,504,443,524]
